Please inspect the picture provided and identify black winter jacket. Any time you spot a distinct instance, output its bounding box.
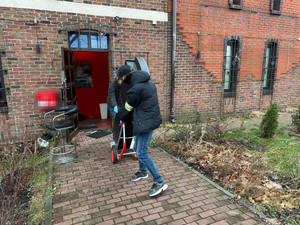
[120,71,162,135]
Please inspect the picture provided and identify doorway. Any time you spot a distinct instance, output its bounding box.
[73,51,111,130]
[62,47,151,133]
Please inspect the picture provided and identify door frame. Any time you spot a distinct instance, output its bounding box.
[61,47,79,141]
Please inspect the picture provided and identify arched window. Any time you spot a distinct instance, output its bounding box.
[68,30,108,50]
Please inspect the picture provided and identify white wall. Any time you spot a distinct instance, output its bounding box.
[0,0,168,22]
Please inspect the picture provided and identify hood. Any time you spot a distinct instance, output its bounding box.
[130,70,150,87]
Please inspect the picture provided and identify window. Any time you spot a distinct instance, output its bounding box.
[262,39,279,94]
[229,0,243,10]
[270,0,282,15]
[68,31,108,50]
[0,51,8,113]
[223,36,242,97]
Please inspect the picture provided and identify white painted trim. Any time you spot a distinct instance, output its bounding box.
[0,0,168,22]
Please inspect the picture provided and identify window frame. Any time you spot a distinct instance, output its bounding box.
[229,0,243,10]
[262,39,279,95]
[270,0,282,15]
[68,30,108,51]
[0,51,8,113]
[222,36,242,97]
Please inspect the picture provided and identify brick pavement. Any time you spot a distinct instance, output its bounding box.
[52,131,264,225]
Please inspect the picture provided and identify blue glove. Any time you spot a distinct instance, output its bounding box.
[114,106,118,113]
[120,120,123,124]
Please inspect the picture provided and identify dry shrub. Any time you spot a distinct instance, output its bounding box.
[186,134,266,194]
[0,126,38,225]
[160,120,270,196]
[161,120,266,195]
[158,118,300,223]
[158,116,300,223]
[292,105,300,133]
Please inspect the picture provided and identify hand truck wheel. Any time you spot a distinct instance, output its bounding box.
[111,145,118,164]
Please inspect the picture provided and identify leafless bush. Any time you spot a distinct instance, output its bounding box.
[0,125,38,225]
[202,117,228,144]
[160,118,266,193]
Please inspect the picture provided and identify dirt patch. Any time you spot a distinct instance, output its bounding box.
[222,112,293,131]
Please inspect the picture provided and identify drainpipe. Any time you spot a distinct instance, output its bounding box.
[170,0,177,123]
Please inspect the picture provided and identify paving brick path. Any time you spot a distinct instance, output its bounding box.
[52,132,264,225]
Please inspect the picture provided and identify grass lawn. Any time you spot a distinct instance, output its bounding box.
[225,127,300,189]
[29,150,51,225]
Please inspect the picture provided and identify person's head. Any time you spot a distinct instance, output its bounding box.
[117,65,134,85]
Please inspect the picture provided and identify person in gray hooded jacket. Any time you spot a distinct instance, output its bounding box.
[107,77,119,120]
[118,65,168,197]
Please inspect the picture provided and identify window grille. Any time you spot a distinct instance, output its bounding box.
[262,39,279,94]
[68,30,108,50]
[229,0,243,10]
[270,0,282,15]
[0,52,8,113]
[222,36,242,97]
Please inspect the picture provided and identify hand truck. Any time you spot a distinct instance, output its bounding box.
[110,122,136,164]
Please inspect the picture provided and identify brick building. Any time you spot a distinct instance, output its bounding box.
[0,0,170,142]
[174,0,300,116]
[0,0,299,142]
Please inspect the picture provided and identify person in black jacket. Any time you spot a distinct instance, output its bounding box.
[118,64,168,197]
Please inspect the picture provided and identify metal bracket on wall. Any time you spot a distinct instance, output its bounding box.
[57,20,114,35]
[0,69,8,74]
[0,87,9,91]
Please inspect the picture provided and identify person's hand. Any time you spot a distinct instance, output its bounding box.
[120,120,123,124]
[114,106,118,113]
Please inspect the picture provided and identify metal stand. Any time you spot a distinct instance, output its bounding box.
[51,130,76,164]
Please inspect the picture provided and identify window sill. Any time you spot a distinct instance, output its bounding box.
[271,10,281,15]
[263,89,273,95]
[69,48,108,52]
[224,92,236,97]
[229,5,242,10]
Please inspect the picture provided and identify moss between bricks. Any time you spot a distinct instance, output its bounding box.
[28,150,53,225]
[44,152,53,225]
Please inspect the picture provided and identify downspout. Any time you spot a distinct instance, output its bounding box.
[170,0,176,123]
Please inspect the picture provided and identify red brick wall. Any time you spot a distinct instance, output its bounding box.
[173,0,300,116]
[273,62,300,108]
[0,1,170,142]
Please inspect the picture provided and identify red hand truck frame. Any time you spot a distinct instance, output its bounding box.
[110,122,136,164]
